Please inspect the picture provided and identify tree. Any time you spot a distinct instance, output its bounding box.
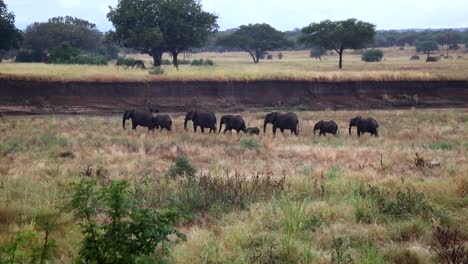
[0,0,22,61]
[299,19,376,69]
[362,49,383,62]
[107,0,165,66]
[70,179,184,264]
[22,16,101,61]
[108,0,218,68]
[416,41,439,59]
[436,31,462,57]
[217,23,290,64]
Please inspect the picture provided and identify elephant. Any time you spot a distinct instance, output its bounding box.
[153,114,172,131]
[264,112,299,136]
[184,111,217,133]
[349,116,379,137]
[246,127,261,135]
[314,120,339,136]
[122,109,156,131]
[219,115,247,134]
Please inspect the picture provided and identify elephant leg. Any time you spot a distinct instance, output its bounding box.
[132,120,137,130]
[357,130,361,137]
[272,126,277,137]
[194,125,197,133]
[236,130,240,134]
[201,127,205,133]
[223,128,228,134]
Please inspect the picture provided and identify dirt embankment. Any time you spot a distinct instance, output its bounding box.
[0,78,467,115]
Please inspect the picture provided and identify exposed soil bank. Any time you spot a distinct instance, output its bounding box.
[0,79,467,115]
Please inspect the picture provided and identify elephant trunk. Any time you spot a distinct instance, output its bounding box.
[349,125,352,135]
[263,121,268,134]
[122,112,128,129]
[218,121,223,134]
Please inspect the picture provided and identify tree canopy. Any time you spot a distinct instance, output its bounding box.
[22,16,102,61]
[299,18,376,69]
[216,23,290,63]
[0,0,22,55]
[415,41,439,59]
[108,0,218,67]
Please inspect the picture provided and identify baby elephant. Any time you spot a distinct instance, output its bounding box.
[153,115,172,132]
[314,120,339,136]
[246,127,260,135]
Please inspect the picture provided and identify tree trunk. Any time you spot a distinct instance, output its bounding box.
[171,50,180,70]
[247,50,258,64]
[338,47,344,70]
[151,51,163,67]
[427,51,430,60]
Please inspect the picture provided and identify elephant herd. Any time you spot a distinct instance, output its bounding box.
[122,109,380,137]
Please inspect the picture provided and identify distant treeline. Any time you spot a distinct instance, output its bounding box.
[197,28,468,52]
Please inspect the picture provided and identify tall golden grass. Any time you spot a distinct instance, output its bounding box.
[0,109,466,262]
[1,47,467,82]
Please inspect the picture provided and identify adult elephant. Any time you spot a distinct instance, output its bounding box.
[314,120,339,136]
[122,109,156,131]
[219,115,247,134]
[349,116,379,137]
[264,112,299,136]
[184,111,217,133]
[153,114,172,131]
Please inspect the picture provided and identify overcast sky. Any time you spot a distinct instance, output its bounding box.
[5,0,468,31]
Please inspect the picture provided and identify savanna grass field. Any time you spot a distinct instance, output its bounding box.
[1,46,468,82]
[0,109,467,263]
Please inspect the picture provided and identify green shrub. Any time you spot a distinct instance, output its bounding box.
[167,155,197,177]
[190,58,214,66]
[0,137,26,155]
[70,179,184,264]
[359,244,385,264]
[161,59,172,65]
[239,138,262,150]
[48,42,80,63]
[425,141,454,150]
[15,49,44,62]
[362,49,384,62]
[149,67,165,75]
[410,55,420,60]
[68,55,108,65]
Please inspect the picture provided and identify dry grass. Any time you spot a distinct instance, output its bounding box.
[0,109,467,263]
[1,47,468,82]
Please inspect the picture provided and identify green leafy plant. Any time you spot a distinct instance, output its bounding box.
[362,49,384,62]
[239,138,262,150]
[149,66,165,75]
[167,155,197,177]
[70,179,184,264]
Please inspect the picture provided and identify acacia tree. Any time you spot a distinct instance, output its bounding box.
[416,41,439,59]
[0,0,22,60]
[107,0,165,66]
[299,19,376,69]
[108,0,218,68]
[217,23,290,64]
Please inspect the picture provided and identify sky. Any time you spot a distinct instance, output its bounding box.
[5,0,468,32]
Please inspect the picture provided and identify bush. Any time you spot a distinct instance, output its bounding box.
[70,179,184,264]
[362,49,384,62]
[149,67,165,75]
[167,155,197,177]
[410,55,420,60]
[278,52,283,59]
[161,59,172,65]
[48,42,80,63]
[15,49,44,62]
[266,54,273,60]
[239,138,262,150]
[97,44,119,60]
[68,55,108,65]
[190,58,214,66]
[431,226,468,264]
